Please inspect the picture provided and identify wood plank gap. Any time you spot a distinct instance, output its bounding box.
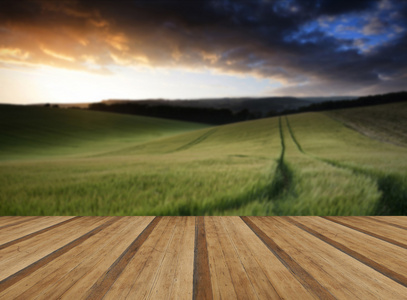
[85,216,162,300]
[0,217,39,230]
[0,217,81,250]
[193,216,213,300]
[0,217,119,292]
[287,217,407,288]
[323,217,407,249]
[366,217,407,231]
[241,217,335,300]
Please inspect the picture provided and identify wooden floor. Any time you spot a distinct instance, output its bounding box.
[0,217,406,299]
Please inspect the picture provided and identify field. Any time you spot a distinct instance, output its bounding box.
[1,102,406,216]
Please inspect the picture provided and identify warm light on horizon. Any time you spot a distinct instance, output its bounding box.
[0,0,406,104]
[0,65,276,104]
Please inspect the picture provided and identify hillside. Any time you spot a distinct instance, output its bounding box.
[0,102,406,215]
[326,101,407,147]
[0,104,208,160]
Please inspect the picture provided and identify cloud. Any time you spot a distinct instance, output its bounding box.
[362,17,387,35]
[379,0,392,11]
[0,0,406,96]
[335,25,358,32]
[393,25,405,33]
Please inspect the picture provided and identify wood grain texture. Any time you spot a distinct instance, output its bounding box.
[242,216,334,300]
[0,216,406,299]
[324,216,407,249]
[248,217,407,299]
[221,217,314,299]
[287,216,407,287]
[367,216,407,230]
[2,217,154,300]
[370,216,407,229]
[193,216,212,300]
[0,217,117,290]
[0,217,39,229]
[85,216,160,299]
[0,217,79,250]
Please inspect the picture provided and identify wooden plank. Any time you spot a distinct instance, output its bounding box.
[119,217,176,299]
[193,216,212,300]
[85,216,161,299]
[100,217,174,299]
[0,217,141,298]
[0,217,39,229]
[223,217,314,299]
[371,216,407,229]
[0,216,406,298]
[242,217,333,300]
[0,217,16,226]
[288,216,407,287]
[120,217,194,300]
[216,217,273,299]
[368,216,407,230]
[248,217,407,299]
[0,217,79,249]
[206,217,270,299]
[0,216,38,230]
[0,217,112,282]
[99,216,194,299]
[204,217,238,299]
[324,216,407,248]
[60,217,154,299]
[0,217,77,244]
[168,217,195,299]
[147,217,195,300]
[4,217,154,299]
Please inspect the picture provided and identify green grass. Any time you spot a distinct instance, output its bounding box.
[280,116,380,215]
[327,102,407,147]
[0,107,282,215]
[0,104,208,160]
[285,113,407,215]
[1,103,406,215]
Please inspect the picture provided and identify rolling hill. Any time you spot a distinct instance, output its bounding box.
[327,101,407,147]
[0,104,208,160]
[0,101,406,216]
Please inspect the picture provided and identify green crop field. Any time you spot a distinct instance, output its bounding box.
[1,102,406,216]
[0,104,208,160]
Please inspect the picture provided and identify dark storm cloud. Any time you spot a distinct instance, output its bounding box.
[0,0,406,95]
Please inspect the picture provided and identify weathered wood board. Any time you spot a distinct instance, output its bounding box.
[0,216,406,299]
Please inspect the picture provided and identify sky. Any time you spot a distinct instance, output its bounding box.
[0,0,406,104]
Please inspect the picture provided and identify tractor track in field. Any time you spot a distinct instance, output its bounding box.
[267,117,295,200]
[284,116,407,215]
[155,118,293,215]
[171,128,218,152]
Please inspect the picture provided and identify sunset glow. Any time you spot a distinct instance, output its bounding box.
[0,0,406,104]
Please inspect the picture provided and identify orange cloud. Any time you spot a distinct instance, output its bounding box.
[1,0,406,98]
[105,33,129,52]
[41,47,76,62]
[0,48,30,60]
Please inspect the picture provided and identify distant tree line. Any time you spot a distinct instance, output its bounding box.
[87,102,258,125]
[62,91,406,125]
[281,91,407,115]
[43,103,59,108]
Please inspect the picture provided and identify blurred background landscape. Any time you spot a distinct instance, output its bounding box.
[1,0,406,215]
[1,92,406,215]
